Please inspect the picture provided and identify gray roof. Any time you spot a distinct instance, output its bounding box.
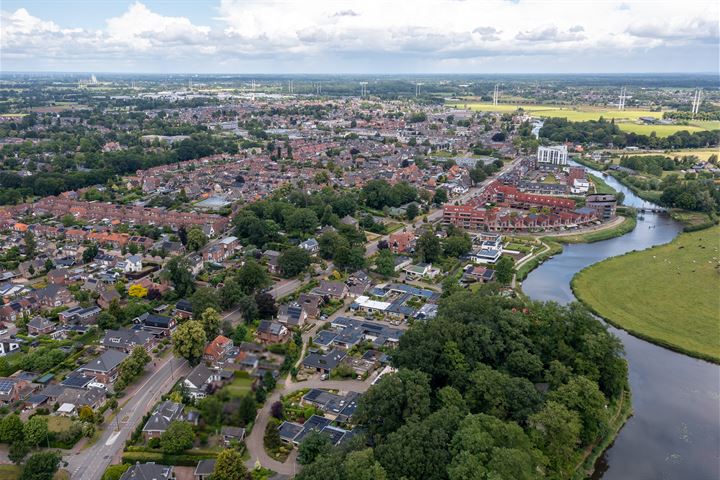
[142,400,184,433]
[80,349,127,373]
[119,463,173,480]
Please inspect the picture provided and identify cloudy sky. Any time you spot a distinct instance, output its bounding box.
[1,0,718,73]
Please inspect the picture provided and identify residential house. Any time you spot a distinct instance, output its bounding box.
[174,299,193,319]
[142,400,184,439]
[203,335,234,365]
[0,341,20,357]
[263,250,281,274]
[220,426,246,446]
[183,364,224,400]
[135,313,176,336]
[313,280,349,300]
[97,289,121,309]
[403,262,440,280]
[297,293,323,319]
[299,238,320,254]
[101,329,155,353]
[32,284,73,308]
[77,350,128,384]
[194,459,216,480]
[46,269,70,285]
[388,231,416,254]
[27,317,57,336]
[58,306,101,325]
[122,254,143,273]
[0,377,26,405]
[302,348,347,375]
[277,304,307,327]
[256,320,289,344]
[119,463,173,480]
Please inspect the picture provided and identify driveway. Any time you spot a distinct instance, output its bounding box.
[244,378,372,476]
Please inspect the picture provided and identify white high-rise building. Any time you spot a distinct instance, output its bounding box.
[537,145,568,166]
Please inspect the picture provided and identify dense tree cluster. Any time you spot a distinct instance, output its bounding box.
[299,290,628,480]
[540,117,719,149]
[360,180,418,210]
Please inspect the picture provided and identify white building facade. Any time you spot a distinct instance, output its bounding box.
[537,145,568,166]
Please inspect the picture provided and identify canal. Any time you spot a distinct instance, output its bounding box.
[522,166,720,480]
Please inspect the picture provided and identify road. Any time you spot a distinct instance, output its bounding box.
[244,378,372,475]
[65,356,190,480]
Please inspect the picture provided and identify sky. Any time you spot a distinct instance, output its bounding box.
[1,0,718,74]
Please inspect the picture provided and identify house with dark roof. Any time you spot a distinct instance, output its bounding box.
[58,305,101,325]
[183,364,226,400]
[174,299,193,319]
[221,426,246,445]
[119,463,173,480]
[0,377,26,405]
[135,312,176,336]
[278,414,353,446]
[78,350,128,384]
[277,303,307,327]
[101,328,155,353]
[194,459,216,480]
[27,317,57,336]
[302,348,347,375]
[313,280,348,300]
[142,400,184,439]
[297,293,323,319]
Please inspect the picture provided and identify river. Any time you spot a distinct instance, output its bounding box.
[522,166,720,480]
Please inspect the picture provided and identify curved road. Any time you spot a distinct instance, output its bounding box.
[244,379,371,475]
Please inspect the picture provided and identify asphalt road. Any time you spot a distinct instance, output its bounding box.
[65,356,190,480]
[244,378,372,475]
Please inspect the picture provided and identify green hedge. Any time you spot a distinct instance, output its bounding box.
[121,450,218,467]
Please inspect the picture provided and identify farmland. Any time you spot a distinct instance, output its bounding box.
[572,226,720,363]
[447,101,719,137]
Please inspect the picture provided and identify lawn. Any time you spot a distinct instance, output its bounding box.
[220,375,254,398]
[624,148,720,162]
[615,122,705,136]
[0,465,20,480]
[572,226,720,362]
[44,415,75,433]
[588,174,616,195]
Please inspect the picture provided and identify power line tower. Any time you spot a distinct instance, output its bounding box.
[691,89,703,118]
[360,82,368,97]
[415,82,423,97]
[618,86,628,110]
[492,84,500,106]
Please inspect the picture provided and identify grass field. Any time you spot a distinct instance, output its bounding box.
[220,375,253,398]
[42,415,75,432]
[588,174,616,195]
[572,226,720,362]
[623,148,720,162]
[447,102,718,137]
[0,465,20,480]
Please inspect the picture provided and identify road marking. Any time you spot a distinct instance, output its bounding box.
[105,431,120,446]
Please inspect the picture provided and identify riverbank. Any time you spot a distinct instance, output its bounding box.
[549,214,636,244]
[571,226,720,363]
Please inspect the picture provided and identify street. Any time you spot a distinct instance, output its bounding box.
[64,356,190,480]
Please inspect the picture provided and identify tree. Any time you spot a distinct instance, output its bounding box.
[165,256,194,297]
[198,396,223,426]
[191,287,220,317]
[19,451,60,480]
[432,188,448,205]
[186,227,208,252]
[172,320,207,364]
[254,292,277,319]
[0,413,24,444]
[443,233,472,257]
[270,401,284,419]
[334,246,365,272]
[213,448,248,480]
[78,405,95,423]
[237,393,257,426]
[494,256,515,284]
[237,295,259,324]
[178,226,188,246]
[127,284,148,298]
[375,249,396,277]
[278,247,311,278]
[82,243,99,264]
[160,421,194,454]
[344,449,388,480]
[264,418,281,450]
[23,416,48,447]
[529,401,582,477]
[101,464,130,480]
[548,376,609,445]
[200,307,221,339]
[8,441,29,464]
[406,202,419,221]
[286,208,319,234]
[235,260,270,294]
[23,231,36,258]
[415,231,442,263]
[231,324,248,344]
[298,430,331,465]
[318,231,349,260]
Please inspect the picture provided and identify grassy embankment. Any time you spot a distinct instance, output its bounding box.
[572,226,720,363]
[550,215,637,244]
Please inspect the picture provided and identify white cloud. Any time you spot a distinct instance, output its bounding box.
[0,0,717,72]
